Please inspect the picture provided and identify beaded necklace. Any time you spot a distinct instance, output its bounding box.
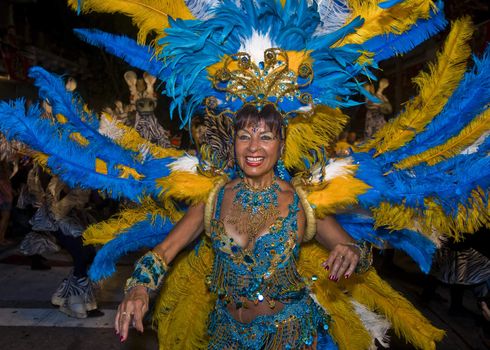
[227,177,281,244]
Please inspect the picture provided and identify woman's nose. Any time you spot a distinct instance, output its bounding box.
[247,137,259,151]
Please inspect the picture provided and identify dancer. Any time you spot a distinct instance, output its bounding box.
[0,1,489,349]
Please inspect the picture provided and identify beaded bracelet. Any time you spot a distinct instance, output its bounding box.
[345,242,372,274]
[124,250,169,294]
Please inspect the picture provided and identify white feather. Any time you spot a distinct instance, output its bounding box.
[239,30,276,65]
[351,300,391,349]
[184,0,220,20]
[311,0,352,36]
[309,157,355,184]
[460,130,490,155]
[98,114,125,140]
[169,154,199,173]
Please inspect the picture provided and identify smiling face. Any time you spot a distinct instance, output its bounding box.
[234,105,283,181]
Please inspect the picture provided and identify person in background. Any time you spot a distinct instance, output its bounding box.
[0,160,13,246]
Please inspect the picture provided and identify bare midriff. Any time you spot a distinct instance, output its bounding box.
[226,298,286,323]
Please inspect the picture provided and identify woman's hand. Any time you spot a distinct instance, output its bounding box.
[321,243,360,281]
[115,286,149,342]
[315,216,361,281]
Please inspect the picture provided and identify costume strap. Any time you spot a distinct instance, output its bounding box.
[204,178,228,237]
[292,180,317,242]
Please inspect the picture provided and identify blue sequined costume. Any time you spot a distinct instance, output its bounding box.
[206,186,336,349]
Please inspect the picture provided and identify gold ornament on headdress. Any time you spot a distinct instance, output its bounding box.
[209,48,314,114]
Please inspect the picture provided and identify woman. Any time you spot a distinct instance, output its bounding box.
[115,104,363,348]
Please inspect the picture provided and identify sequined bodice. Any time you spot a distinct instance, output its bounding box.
[208,186,307,304]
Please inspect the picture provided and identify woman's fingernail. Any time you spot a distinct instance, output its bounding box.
[344,274,350,279]
[325,265,330,270]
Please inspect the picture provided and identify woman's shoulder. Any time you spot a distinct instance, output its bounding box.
[223,178,240,191]
[277,179,298,203]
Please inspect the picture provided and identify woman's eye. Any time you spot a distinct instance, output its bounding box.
[238,134,250,141]
[261,135,273,141]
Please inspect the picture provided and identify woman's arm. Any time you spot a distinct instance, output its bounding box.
[115,203,205,342]
[315,215,360,282]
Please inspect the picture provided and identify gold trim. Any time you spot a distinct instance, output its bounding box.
[292,178,316,241]
[204,178,228,237]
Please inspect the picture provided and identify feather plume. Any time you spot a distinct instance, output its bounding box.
[314,0,351,36]
[379,44,490,164]
[347,269,445,350]
[298,242,373,350]
[88,212,177,281]
[285,106,348,170]
[363,1,447,62]
[154,240,215,349]
[168,155,199,173]
[395,108,490,169]
[351,301,391,348]
[335,213,437,273]
[68,0,195,44]
[74,29,165,78]
[100,113,183,159]
[360,17,474,154]
[83,198,172,244]
[307,173,371,217]
[156,171,225,205]
[337,0,435,46]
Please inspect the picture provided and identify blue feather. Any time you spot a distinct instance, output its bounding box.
[378,0,405,9]
[0,77,175,202]
[336,213,436,273]
[364,1,447,62]
[380,45,490,164]
[74,29,165,79]
[89,214,174,281]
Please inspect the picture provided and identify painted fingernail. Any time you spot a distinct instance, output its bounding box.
[325,265,330,270]
[344,274,350,279]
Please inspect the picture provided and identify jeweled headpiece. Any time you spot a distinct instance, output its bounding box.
[209,48,314,116]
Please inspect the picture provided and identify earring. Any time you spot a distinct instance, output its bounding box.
[275,158,290,181]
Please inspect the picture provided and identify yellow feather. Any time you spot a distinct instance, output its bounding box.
[338,0,434,46]
[67,0,195,44]
[69,132,89,146]
[154,239,215,349]
[372,188,490,241]
[102,113,183,159]
[395,108,490,169]
[298,243,373,350]
[55,113,68,124]
[95,158,108,175]
[285,106,348,170]
[347,269,445,350]
[157,171,226,205]
[360,18,474,154]
[83,198,181,244]
[307,174,371,218]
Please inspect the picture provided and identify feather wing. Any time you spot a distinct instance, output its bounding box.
[67,0,195,43]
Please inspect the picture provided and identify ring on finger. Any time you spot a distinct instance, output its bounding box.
[339,255,344,259]
[121,312,128,317]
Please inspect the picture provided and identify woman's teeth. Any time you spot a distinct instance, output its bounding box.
[246,157,264,162]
